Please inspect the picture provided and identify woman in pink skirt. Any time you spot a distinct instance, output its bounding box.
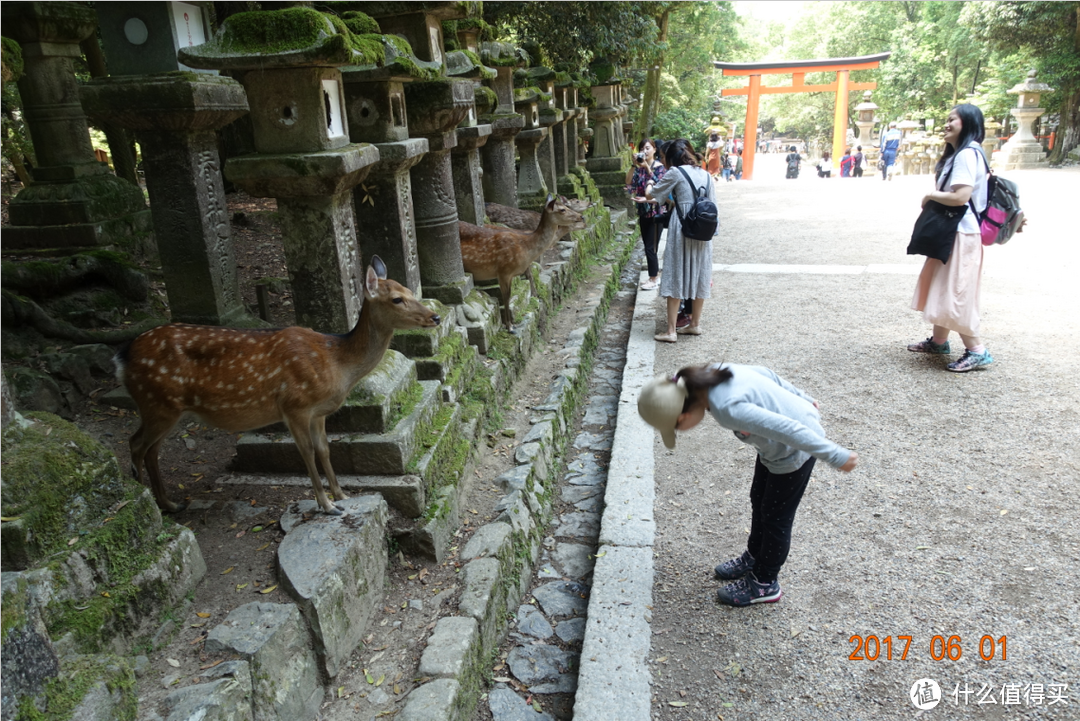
[908,104,994,373]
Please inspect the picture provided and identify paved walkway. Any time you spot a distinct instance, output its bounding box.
[577,156,1080,719]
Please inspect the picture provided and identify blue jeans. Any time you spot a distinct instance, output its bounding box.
[722,168,732,181]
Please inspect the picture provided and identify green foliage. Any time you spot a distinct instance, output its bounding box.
[482,2,662,68]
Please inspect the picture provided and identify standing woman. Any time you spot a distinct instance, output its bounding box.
[637,364,857,606]
[625,138,667,290]
[908,104,993,372]
[705,132,723,181]
[646,138,714,342]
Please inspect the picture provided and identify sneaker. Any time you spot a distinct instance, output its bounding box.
[676,314,691,329]
[947,348,994,373]
[716,572,783,607]
[714,551,755,580]
[907,337,950,354]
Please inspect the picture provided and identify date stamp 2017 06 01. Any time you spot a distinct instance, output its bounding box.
[847,634,1008,662]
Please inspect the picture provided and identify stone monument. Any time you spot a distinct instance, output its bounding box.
[1,2,151,251]
[995,70,1054,171]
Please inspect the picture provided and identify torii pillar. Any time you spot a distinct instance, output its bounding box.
[714,53,890,180]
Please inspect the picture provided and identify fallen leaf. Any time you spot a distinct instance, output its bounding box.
[102,517,114,524]
[656,656,668,663]
[68,537,78,546]
[177,484,184,490]
[200,660,223,671]
[221,567,234,575]
[256,543,271,551]
[252,526,263,533]
[493,677,513,683]
[167,658,180,668]
[669,701,689,707]
[375,674,385,687]
[393,683,402,695]
[236,583,248,591]
[915,545,931,550]
[236,530,246,539]
[999,509,1008,516]
[337,686,346,699]
[0,516,21,522]
[190,622,206,628]
[259,585,277,595]
[100,591,110,598]
[532,701,543,712]
[365,670,375,684]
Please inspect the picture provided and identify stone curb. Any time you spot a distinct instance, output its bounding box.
[397,216,637,720]
[573,262,659,720]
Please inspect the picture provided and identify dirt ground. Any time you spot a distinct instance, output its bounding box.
[2,184,627,718]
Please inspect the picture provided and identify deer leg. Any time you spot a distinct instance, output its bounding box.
[499,276,514,330]
[130,414,185,513]
[313,416,348,502]
[285,414,341,515]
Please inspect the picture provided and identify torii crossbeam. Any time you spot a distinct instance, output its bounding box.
[714,53,890,180]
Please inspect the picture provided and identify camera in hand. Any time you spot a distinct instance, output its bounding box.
[635,152,646,164]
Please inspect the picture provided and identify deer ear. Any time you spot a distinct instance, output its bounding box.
[365,265,380,296]
[370,255,387,280]
[546,194,555,209]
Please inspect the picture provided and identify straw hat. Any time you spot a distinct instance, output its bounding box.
[637,375,688,450]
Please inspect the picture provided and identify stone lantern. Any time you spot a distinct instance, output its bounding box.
[1,1,151,250]
[445,50,495,225]
[996,69,1054,170]
[854,91,877,149]
[521,66,563,197]
[513,88,549,209]
[179,7,380,333]
[341,31,442,295]
[983,118,1002,156]
[478,41,526,208]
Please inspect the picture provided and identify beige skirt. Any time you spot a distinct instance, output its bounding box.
[911,232,984,337]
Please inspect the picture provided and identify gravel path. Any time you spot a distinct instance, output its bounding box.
[639,156,1079,719]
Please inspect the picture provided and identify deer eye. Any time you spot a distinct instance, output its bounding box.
[392,297,404,304]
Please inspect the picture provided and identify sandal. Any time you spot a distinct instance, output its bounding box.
[654,332,677,343]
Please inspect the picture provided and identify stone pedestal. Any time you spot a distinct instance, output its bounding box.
[179,7,380,332]
[586,84,629,208]
[538,105,564,196]
[996,71,1055,171]
[479,62,525,208]
[982,119,1002,159]
[452,124,492,224]
[80,74,254,326]
[1,1,150,250]
[405,79,476,305]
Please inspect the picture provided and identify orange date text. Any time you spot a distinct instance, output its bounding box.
[847,635,1007,662]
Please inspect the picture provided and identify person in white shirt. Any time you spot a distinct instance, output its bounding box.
[907,104,994,372]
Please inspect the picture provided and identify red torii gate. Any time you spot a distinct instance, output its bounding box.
[713,53,891,180]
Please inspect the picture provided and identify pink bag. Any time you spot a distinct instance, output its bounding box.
[980,205,1008,246]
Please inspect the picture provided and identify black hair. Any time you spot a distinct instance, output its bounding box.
[676,364,733,413]
[661,138,699,168]
[637,137,658,153]
[857,145,862,151]
[935,103,986,180]
[789,145,797,152]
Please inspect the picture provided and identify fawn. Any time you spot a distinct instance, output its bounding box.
[460,195,586,330]
[115,256,440,515]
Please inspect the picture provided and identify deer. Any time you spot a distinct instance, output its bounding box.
[484,196,592,238]
[115,256,440,516]
[460,195,587,331]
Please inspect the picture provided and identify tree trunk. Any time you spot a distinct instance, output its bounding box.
[636,8,670,142]
[80,36,139,186]
[1047,87,1079,164]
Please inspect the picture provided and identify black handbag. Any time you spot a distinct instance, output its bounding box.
[907,200,965,263]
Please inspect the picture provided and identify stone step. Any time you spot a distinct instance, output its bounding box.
[219,472,428,517]
[234,380,442,476]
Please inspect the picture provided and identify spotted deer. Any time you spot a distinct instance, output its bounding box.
[460,195,587,330]
[115,256,440,515]
[484,196,592,238]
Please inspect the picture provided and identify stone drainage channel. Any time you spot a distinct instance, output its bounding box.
[480,254,640,721]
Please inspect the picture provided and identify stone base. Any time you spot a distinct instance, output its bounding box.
[235,381,442,475]
[994,143,1047,171]
[585,156,625,174]
[423,276,475,306]
[0,209,153,251]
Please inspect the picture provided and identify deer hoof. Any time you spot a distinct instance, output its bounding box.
[160,499,188,514]
[321,504,344,516]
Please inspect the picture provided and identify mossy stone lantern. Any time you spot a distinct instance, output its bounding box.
[342,28,444,294]
[446,50,495,225]
[513,88,550,210]
[478,41,527,207]
[178,7,381,333]
[80,74,255,326]
[522,67,564,194]
[1,1,151,250]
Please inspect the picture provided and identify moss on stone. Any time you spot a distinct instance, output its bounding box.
[2,35,24,82]
[16,654,136,721]
[339,10,381,35]
[218,7,336,55]
[385,380,424,430]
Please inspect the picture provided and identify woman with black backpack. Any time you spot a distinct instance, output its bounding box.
[645,138,715,342]
[785,145,801,179]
